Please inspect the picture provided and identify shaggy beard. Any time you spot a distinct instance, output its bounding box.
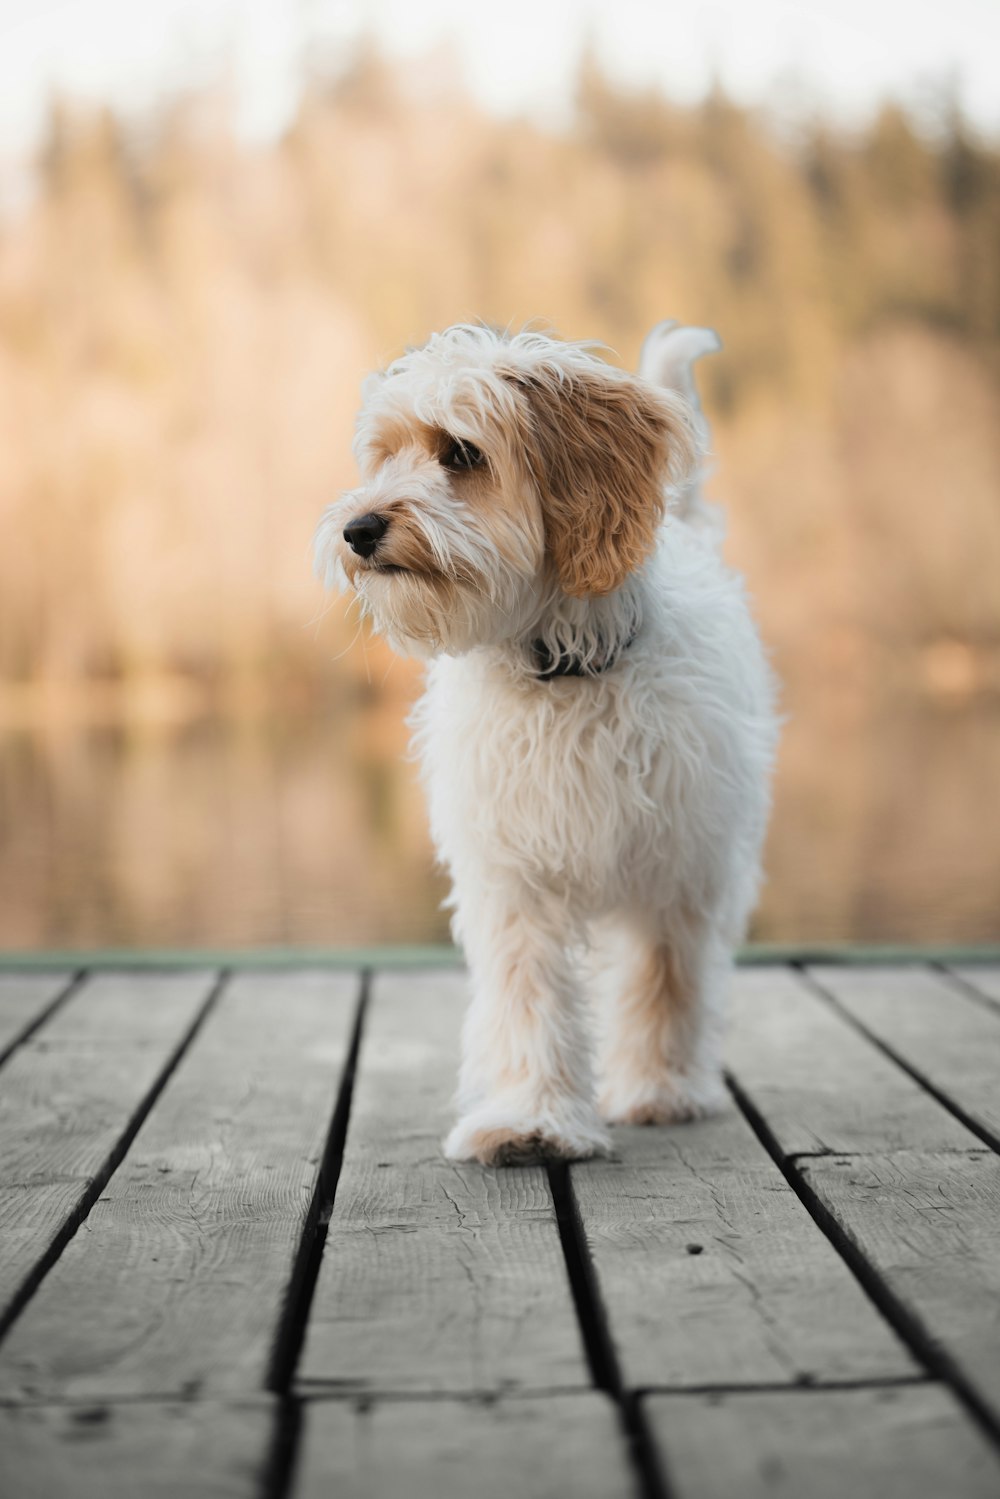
[354,567,536,656]
[314,504,541,658]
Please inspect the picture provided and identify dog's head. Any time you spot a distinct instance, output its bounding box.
[314,325,696,655]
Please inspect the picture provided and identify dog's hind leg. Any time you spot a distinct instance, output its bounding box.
[597,908,730,1126]
[443,882,610,1166]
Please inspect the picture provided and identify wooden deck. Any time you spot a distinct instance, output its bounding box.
[1,960,999,1496]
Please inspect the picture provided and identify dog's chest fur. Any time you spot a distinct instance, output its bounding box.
[412,531,775,914]
[418,659,653,897]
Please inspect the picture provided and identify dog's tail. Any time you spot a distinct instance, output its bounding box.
[639,320,723,535]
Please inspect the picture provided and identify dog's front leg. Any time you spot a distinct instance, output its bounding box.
[444,883,609,1166]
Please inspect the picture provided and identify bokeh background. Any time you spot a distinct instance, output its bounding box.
[1,0,998,949]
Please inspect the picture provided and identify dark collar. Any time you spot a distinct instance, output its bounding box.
[530,628,638,681]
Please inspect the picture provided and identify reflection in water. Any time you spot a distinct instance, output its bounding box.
[1,692,998,948]
[758,698,1000,942]
[0,697,450,949]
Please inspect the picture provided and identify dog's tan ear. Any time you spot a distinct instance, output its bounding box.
[509,363,695,597]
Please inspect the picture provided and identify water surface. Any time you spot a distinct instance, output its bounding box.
[1,694,997,949]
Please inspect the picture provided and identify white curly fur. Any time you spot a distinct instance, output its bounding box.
[314,322,778,1165]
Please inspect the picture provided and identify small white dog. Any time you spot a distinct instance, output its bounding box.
[315,321,777,1165]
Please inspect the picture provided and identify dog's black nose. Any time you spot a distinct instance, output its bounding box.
[343,512,389,559]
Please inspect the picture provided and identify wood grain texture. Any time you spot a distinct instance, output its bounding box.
[0,973,73,1064]
[728,968,1000,1429]
[645,1384,1000,1499]
[298,969,590,1395]
[808,965,1000,1147]
[0,1400,277,1499]
[950,965,1000,1012]
[293,1394,636,1499]
[0,970,216,1327]
[570,1110,914,1389]
[0,969,359,1400]
[727,967,976,1156]
[4,958,997,1499]
[801,1150,1000,1427]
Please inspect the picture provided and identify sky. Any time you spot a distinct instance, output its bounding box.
[0,0,997,158]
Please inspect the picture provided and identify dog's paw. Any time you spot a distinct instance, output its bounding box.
[599,1071,728,1127]
[444,1105,610,1167]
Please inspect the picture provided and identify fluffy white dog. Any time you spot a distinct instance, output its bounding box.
[314,321,777,1165]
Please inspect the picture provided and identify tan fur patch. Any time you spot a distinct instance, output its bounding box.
[507,365,695,596]
[461,1125,584,1166]
[362,420,441,470]
[604,940,690,1084]
[462,462,544,576]
[360,416,542,579]
[377,501,442,574]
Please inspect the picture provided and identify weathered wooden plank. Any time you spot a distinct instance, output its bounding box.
[0,1400,277,1499]
[570,1111,914,1389]
[645,1384,1000,1499]
[0,970,216,1330]
[298,969,589,1394]
[0,973,73,1065]
[727,967,975,1156]
[293,1394,636,1499]
[0,970,359,1400]
[728,974,1000,1429]
[800,1150,1000,1428]
[950,965,1000,1012]
[808,965,1000,1148]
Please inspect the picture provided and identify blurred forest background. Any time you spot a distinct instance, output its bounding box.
[1,45,998,946]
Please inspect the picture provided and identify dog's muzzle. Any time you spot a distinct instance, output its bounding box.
[343,512,388,559]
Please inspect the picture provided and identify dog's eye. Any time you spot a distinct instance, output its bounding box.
[441,438,485,472]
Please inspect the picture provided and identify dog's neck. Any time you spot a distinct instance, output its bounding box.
[515,574,645,682]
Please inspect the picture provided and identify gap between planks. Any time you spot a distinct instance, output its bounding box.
[799,964,1000,1156]
[547,1161,668,1499]
[0,970,226,1346]
[4,1386,996,1499]
[725,1068,1000,1449]
[941,964,1000,1015]
[0,971,83,1070]
[0,1374,935,1413]
[0,969,364,1404]
[266,974,369,1393]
